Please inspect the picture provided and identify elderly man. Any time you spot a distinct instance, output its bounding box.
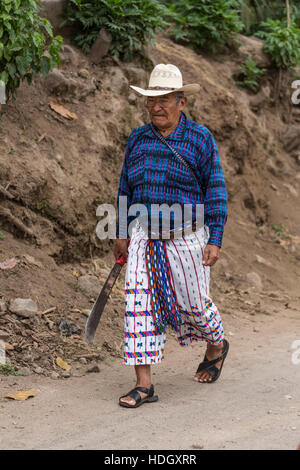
[114,64,229,408]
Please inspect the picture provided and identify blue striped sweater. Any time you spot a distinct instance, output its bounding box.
[117,112,228,247]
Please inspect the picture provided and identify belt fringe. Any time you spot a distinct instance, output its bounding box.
[145,240,183,334]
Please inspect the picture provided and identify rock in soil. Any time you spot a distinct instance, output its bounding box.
[86,364,100,373]
[9,298,38,318]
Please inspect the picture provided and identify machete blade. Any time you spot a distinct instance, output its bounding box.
[85,258,125,344]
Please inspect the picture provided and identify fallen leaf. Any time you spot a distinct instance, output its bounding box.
[40,307,56,315]
[4,342,14,351]
[21,254,43,268]
[56,356,71,371]
[237,220,248,226]
[92,259,103,272]
[49,101,78,120]
[279,239,290,248]
[0,257,20,270]
[191,444,204,450]
[5,390,37,401]
[0,329,9,340]
[38,133,47,142]
[72,270,80,278]
[81,309,90,317]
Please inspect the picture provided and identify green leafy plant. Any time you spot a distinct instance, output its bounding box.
[0,0,64,100]
[236,55,266,92]
[291,67,300,79]
[239,0,293,35]
[36,199,51,211]
[0,231,5,239]
[0,362,20,376]
[62,0,169,60]
[255,18,300,68]
[272,223,290,239]
[166,0,243,54]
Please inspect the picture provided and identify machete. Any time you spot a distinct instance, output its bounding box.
[85,253,127,344]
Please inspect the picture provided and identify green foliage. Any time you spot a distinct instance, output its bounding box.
[0,0,64,100]
[272,223,290,239]
[165,0,243,54]
[62,0,169,60]
[239,1,300,70]
[36,199,51,211]
[0,231,5,239]
[239,0,291,35]
[292,67,300,79]
[236,55,266,92]
[0,362,20,376]
[255,18,300,68]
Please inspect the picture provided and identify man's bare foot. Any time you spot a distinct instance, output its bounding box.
[119,364,153,406]
[119,382,152,406]
[194,342,224,383]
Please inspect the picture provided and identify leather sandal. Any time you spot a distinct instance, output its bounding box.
[119,384,158,408]
[195,339,229,383]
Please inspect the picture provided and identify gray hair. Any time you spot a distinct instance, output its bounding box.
[174,91,185,104]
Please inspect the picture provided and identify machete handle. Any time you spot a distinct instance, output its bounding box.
[116,255,127,266]
[116,239,130,266]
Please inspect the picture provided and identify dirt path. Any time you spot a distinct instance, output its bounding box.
[0,307,299,450]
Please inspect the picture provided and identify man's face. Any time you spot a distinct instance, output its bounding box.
[146,93,187,131]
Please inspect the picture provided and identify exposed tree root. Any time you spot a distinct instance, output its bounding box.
[0,205,36,239]
[0,183,14,200]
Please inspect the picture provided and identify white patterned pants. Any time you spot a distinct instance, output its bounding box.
[123,222,224,366]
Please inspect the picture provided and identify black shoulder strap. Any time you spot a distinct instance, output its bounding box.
[150,123,205,196]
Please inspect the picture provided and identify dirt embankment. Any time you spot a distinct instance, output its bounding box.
[0,34,299,377]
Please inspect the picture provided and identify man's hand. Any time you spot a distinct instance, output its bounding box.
[114,238,128,261]
[202,244,220,267]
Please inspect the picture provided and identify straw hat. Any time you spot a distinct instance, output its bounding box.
[130,64,200,97]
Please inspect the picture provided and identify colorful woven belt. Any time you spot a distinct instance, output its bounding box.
[145,240,182,334]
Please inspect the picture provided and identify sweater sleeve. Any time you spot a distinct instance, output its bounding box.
[116,133,134,238]
[202,131,228,247]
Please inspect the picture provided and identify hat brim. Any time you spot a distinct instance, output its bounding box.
[130,84,200,97]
